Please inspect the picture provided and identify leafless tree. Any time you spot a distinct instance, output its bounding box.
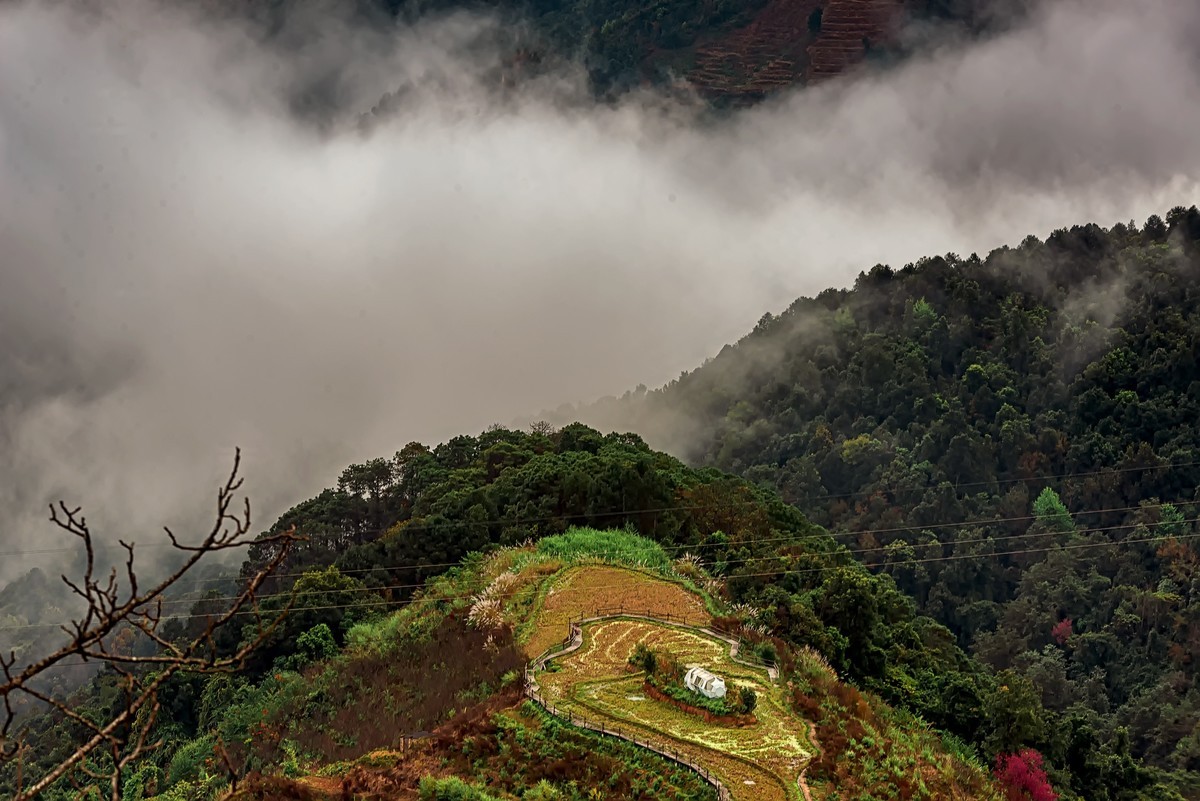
[0,449,300,800]
[528,421,556,438]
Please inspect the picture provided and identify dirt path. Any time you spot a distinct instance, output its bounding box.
[796,719,822,801]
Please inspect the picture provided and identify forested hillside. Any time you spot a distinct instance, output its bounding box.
[570,205,1200,794]
[238,0,1014,102]
[6,421,1168,800]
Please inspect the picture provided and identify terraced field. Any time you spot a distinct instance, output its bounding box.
[537,618,813,801]
[523,566,709,658]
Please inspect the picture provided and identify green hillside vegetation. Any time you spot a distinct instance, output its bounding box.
[5,432,1015,800]
[570,205,1200,798]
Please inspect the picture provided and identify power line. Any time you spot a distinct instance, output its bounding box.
[3,512,1192,635]
[79,494,1200,592]
[3,484,1194,591]
[22,525,1200,672]
[3,455,1198,560]
[2,496,1194,623]
[789,456,1200,503]
[125,509,1200,607]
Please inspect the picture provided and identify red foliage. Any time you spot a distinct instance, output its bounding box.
[995,749,1057,801]
[1051,618,1073,645]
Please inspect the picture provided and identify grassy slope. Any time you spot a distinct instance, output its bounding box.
[539,617,809,801]
[515,530,1002,801]
[148,528,1002,800]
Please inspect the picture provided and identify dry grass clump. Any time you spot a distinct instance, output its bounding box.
[468,571,522,631]
[795,645,837,682]
[673,552,706,580]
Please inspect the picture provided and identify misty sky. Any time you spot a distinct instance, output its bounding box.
[0,0,1197,576]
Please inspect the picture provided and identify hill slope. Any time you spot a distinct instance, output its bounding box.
[232,0,1012,103]
[569,206,1200,797]
[6,430,1026,800]
[191,530,1008,800]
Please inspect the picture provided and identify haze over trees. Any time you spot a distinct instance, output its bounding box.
[1,0,1199,796]
[5,361,1196,797]
[569,207,1200,795]
[0,453,297,801]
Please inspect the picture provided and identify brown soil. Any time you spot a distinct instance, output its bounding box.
[689,0,823,100]
[806,0,906,81]
[248,617,524,769]
[226,774,325,800]
[524,566,709,658]
[686,0,908,99]
[791,672,1000,800]
[337,686,526,800]
[317,685,715,801]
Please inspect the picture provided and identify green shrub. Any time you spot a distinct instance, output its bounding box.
[938,730,983,771]
[535,528,669,569]
[122,764,162,800]
[276,623,339,671]
[735,685,757,715]
[166,734,215,787]
[148,774,226,801]
[523,779,561,800]
[417,775,504,801]
[345,603,441,654]
[629,642,657,674]
[657,680,732,716]
[755,642,778,665]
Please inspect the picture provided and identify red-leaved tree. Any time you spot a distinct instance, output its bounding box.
[995,748,1057,801]
[1051,618,1073,645]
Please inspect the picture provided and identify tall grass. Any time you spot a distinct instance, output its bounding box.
[939,730,985,772]
[418,776,505,801]
[534,527,670,570]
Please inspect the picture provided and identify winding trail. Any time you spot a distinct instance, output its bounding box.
[525,612,810,801]
[531,612,778,681]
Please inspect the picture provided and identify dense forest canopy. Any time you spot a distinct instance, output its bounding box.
[3,412,1191,799]
[566,206,1200,789]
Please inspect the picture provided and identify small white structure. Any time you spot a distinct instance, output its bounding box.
[684,666,727,699]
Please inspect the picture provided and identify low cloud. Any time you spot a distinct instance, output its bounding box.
[0,0,1196,578]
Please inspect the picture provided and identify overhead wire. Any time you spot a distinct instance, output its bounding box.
[20,524,1200,672]
[3,492,1197,630]
[2,454,1198,560]
[5,489,1195,597]
[4,510,1195,635]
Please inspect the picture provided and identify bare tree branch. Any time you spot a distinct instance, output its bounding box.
[0,449,300,801]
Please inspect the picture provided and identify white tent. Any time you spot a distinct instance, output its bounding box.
[683,666,727,699]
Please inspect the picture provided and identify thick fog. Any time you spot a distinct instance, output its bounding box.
[0,0,1197,578]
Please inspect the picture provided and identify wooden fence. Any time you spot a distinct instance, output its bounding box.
[553,605,778,677]
[523,672,732,801]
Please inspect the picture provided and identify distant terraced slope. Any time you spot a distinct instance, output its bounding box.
[685,0,906,101]
[687,0,821,100]
[805,0,905,80]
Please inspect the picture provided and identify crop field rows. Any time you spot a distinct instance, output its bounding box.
[538,618,812,801]
[522,565,710,658]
